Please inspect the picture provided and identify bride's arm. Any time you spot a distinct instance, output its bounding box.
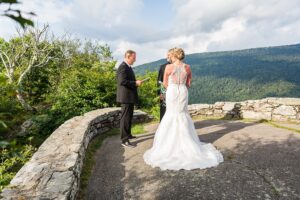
[186,65,192,88]
[163,64,171,88]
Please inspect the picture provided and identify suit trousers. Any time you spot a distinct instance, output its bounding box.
[120,103,134,142]
[160,100,166,121]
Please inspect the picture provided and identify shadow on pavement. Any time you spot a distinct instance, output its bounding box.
[84,120,300,200]
[194,120,258,143]
[153,133,300,200]
[84,136,125,200]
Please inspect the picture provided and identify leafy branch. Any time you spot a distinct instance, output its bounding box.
[0,0,36,28]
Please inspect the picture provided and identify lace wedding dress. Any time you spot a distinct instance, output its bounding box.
[143,64,223,170]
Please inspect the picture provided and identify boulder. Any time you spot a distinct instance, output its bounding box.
[241,111,272,120]
[267,97,300,105]
[273,105,297,116]
[222,102,237,111]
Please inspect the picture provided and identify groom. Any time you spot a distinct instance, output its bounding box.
[116,50,143,148]
[157,51,171,121]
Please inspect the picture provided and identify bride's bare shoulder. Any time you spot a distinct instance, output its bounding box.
[165,63,173,72]
[166,63,173,68]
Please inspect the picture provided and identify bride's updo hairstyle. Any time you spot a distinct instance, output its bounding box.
[170,47,185,60]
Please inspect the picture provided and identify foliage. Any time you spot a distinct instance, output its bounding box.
[0,0,35,28]
[0,139,36,192]
[50,61,117,120]
[189,76,296,104]
[132,124,145,135]
[0,29,121,190]
[6,25,300,192]
[135,70,160,119]
[135,43,300,104]
[0,73,26,138]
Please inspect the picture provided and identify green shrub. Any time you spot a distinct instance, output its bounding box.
[0,140,36,192]
[49,61,117,120]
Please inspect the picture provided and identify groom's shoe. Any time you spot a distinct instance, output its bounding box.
[128,135,137,139]
[121,140,136,148]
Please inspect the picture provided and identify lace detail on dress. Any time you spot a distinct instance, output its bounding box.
[169,64,187,85]
[143,63,223,170]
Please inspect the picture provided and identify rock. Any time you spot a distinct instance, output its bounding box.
[132,110,152,123]
[253,103,273,112]
[19,119,34,136]
[188,98,300,122]
[273,105,297,116]
[205,110,214,115]
[214,102,225,109]
[214,109,223,114]
[246,100,257,104]
[18,115,51,137]
[267,98,300,105]
[222,102,237,111]
[2,99,300,199]
[1,107,151,199]
[44,171,74,194]
[241,111,272,120]
[195,104,211,109]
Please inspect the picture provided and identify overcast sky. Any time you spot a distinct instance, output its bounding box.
[1,0,300,65]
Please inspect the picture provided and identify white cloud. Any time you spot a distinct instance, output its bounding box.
[67,0,143,30]
[114,0,300,64]
[168,0,300,53]
[1,0,300,65]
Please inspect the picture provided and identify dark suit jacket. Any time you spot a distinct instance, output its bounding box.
[157,62,170,95]
[116,61,138,104]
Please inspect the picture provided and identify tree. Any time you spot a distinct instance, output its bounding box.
[0,25,59,111]
[0,0,35,28]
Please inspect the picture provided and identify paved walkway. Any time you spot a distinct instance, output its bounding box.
[85,120,300,200]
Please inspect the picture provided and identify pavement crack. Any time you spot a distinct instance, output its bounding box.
[230,160,281,197]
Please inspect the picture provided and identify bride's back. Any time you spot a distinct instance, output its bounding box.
[168,63,189,85]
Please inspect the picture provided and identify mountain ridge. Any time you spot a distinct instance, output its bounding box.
[134,43,300,104]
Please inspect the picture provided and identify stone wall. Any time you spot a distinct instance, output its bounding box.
[188,97,300,122]
[1,108,151,200]
[2,98,299,199]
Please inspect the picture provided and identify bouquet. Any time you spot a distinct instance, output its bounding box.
[159,81,166,107]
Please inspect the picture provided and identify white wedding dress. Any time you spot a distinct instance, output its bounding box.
[143,64,223,170]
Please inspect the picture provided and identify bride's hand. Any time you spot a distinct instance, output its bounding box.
[160,94,165,100]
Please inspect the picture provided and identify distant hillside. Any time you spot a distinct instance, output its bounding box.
[134,44,300,104]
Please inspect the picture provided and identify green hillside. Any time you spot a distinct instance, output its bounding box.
[134,44,300,104]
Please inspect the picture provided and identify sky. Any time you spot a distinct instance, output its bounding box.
[1,0,300,65]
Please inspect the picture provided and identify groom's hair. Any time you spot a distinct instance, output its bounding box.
[125,50,136,58]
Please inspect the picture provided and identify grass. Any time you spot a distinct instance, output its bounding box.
[191,116,300,134]
[242,118,300,133]
[132,124,145,135]
[240,118,261,123]
[264,121,300,134]
[76,128,119,199]
[191,115,243,121]
[191,115,223,121]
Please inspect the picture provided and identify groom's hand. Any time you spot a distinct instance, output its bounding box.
[136,80,143,87]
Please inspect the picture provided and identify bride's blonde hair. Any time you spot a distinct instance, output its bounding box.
[169,47,185,60]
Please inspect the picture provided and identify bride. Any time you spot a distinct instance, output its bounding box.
[143,47,223,170]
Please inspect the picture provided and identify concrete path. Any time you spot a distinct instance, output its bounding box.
[84,120,300,200]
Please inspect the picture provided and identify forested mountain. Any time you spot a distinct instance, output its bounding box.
[134,44,300,104]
